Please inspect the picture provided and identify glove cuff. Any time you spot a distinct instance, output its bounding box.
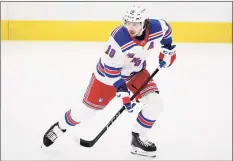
[162,44,176,50]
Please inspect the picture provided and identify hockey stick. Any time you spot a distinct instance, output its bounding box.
[80,64,164,147]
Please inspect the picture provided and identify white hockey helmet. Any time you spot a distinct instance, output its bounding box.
[122,5,148,30]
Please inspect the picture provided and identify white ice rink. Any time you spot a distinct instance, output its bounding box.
[1,41,232,160]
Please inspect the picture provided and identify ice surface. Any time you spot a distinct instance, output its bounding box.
[1,41,232,160]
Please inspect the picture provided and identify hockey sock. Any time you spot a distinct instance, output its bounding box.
[132,92,164,136]
[58,105,99,130]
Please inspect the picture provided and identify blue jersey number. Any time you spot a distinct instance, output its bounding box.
[105,45,116,58]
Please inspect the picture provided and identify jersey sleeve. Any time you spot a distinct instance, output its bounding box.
[99,35,126,89]
[158,19,173,45]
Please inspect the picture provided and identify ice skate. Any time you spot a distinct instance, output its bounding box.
[42,122,66,148]
[130,132,157,158]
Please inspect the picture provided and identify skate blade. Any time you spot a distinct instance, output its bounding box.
[130,146,156,158]
[131,151,156,158]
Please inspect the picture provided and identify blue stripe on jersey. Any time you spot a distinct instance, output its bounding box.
[121,75,129,79]
[96,59,105,77]
[96,64,105,77]
[148,34,163,42]
[122,44,138,53]
[163,20,172,38]
[104,64,122,71]
[104,73,121,78]
[99,59,104,69]
[163,32,171,39]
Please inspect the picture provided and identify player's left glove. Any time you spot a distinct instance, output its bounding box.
[159,44,176,68]
[116,84,136,113]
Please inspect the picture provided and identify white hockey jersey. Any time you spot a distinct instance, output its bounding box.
[94,19,173,89]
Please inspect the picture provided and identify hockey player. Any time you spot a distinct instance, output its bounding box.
[42,5,176,158]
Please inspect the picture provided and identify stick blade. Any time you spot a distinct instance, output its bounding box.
[80,139,95,147]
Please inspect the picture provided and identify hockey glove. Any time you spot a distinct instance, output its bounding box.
[159,44,176,68]
[116,84,136,113]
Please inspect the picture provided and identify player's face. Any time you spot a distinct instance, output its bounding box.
[124,21,142,37]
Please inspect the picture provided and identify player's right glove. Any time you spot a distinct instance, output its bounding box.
[116,84,136,113]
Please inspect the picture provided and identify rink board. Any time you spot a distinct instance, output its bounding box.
[1,20,232,43]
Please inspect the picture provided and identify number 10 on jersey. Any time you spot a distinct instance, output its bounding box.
[105,45,116,58]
